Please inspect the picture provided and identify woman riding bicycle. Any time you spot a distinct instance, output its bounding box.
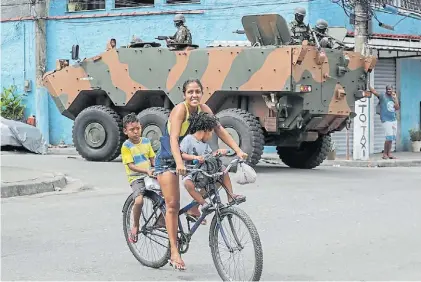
[154,78,248,270]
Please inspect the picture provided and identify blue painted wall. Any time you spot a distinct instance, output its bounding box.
[308,0,421,35]
[2,0,420,151]
[1,21,36,119]
[46,0,310,144]
[398,58,421,151]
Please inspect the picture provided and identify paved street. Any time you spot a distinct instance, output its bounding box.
[2,152,421,281]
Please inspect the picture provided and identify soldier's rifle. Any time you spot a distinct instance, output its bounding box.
[308,26,322,51]
[232,29,246,34]
[155,35,175,41]
[311,29,352,50]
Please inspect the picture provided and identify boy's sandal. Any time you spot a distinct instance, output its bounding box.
[229,194,246,204]
[128,231,138,243]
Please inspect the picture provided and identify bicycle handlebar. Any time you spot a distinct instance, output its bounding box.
[128,152,245,179]
[187,156,243,178]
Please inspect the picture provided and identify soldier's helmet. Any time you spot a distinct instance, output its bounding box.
[294,7,306,16]
[174,14,185,23]
[315,19,328,30]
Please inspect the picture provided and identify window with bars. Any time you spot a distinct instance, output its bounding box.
[115,0,154,8]
[400,0,421,12]
[67,0,105,11]
[373,0,421,12]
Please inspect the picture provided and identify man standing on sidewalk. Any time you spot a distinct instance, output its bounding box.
[368,85,400,159]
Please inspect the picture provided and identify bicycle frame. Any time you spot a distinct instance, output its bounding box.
[177,181,224,237]
[126,155,245,249]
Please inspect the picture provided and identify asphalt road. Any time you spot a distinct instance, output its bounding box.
[2,152,421,281]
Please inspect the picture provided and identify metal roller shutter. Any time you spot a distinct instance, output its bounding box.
[331,124,353,156]
[373,58,397,153]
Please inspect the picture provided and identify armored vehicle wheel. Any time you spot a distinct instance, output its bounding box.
[215,109,264,167]
[276,134,331,169]
[72,105,124,162]
[137,107,170,153]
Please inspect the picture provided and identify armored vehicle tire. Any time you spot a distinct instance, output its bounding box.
[72,105,124,162]
[276,134,331,169]
[215,109,264,167]
[137,107,170,153]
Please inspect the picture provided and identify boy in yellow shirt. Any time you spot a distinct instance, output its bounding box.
[121,113,155,243]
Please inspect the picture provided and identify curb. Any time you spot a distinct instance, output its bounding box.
[1,173,67,198]
[323,159,421,167]
[47,147,421,167]
[48,146,78,156]
[260,154,421,168]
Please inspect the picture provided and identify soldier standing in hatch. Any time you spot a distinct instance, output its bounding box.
[314,19,334,48]
[166,14,192,45]
[289,7,312,44]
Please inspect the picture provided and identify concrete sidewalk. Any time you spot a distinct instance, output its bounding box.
[1,166,67,198]
[261,151,421,167]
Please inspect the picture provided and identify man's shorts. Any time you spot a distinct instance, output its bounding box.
[130,178,146,200]
[382,120,397,141]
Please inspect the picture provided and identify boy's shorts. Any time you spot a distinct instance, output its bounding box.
[130,178,146,200]
[182,165,227,189]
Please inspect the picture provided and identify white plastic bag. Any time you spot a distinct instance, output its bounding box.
[144,176,161,191]
[235,162,257,185]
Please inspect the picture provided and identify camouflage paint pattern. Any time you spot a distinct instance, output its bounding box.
[42,14,376,136]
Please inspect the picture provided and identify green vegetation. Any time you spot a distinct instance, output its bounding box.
[0,85,25,121]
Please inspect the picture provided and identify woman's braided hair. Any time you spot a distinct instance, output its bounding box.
[188,112,219,134]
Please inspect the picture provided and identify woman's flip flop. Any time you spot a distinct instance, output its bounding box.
[168,259,186,270]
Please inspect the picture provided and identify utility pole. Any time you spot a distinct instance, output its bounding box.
[34,0,49,144]
[353,0,370,160]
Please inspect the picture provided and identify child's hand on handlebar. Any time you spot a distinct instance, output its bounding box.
[194,156,205,163]
[147,169,155,177]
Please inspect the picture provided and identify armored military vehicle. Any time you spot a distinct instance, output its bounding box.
[43,13,376,168]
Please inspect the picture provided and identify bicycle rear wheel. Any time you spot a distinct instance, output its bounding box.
[209,206,263,281]
[122,191,170,268]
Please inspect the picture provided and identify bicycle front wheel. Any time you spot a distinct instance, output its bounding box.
[209,206,263,281]
[122,191,170,268]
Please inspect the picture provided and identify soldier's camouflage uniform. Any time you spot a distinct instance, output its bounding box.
[314,19,333,48]
[289,20,312,44]
[173,25,192,44]
[317,34,334,48]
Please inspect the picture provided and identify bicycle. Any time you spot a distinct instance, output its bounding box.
[122,153,263,281]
